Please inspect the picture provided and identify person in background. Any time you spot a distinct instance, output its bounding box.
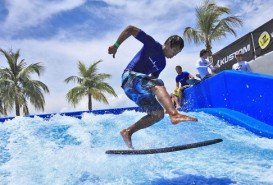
[175,65,194,89]
[232,51,252,72]
[196,49,218,79]
[173,65,195,108]
[108,25,198,149]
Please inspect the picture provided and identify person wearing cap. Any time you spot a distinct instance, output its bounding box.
[108,25,198,149]
[196,49,218,79]
[232,51,251,72]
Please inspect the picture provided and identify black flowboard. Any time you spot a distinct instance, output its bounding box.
[106,138,223,155]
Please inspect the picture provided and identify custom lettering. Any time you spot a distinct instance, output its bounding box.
[216,44,251,67]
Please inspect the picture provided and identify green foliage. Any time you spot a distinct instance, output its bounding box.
[65,60,117,110]
[183,0,243,54]
[0,48,49,116]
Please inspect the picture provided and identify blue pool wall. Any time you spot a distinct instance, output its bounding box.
[183,70,273,126]
[0,107,141,123]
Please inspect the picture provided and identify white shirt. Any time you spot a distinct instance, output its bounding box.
[196,58,216,79]
[232,61,251,72]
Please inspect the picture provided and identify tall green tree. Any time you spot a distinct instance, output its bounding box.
[0,48,49,116]
[183,0,243,54]
[65,60,117,110]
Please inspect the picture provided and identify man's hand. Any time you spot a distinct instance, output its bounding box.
[108,45,117,58]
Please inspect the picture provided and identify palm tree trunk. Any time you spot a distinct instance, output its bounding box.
[4,108,7,116]
[205,41,212,55]
[88,94,92,111]
[15,101,20,116]
[23,105,29,115]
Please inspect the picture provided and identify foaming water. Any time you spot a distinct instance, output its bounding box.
[0,111,273,185]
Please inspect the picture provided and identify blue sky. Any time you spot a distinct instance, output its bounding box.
[0,0,272,115]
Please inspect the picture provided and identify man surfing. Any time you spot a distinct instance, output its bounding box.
[108,25,198,149]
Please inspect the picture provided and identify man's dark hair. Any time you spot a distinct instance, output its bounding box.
[200,49,209,57]
[175,65,182,70]
[165,35,184,50]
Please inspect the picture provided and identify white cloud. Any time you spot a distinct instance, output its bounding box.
[239,0,273,29]
[3,0,86,33]
[217,0,273,31]
[101,0,199,32]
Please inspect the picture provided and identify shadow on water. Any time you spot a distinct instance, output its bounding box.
[0,131,11,164]
[148,174,235,185]
[35,125,81,147]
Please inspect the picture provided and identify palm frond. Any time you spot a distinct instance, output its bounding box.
[64,75,83,84]
[66,86,86,106]
[93,82,117,97]
[78,61,88,76]
[183,0,243,52]
[183,27,204,44]
[0,49,15,71]
[90,90,109,104]
[86,60,102,76]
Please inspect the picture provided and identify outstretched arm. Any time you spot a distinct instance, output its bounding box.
[207,62,217,72]
[189,74,194,79]
[108,25,140,58]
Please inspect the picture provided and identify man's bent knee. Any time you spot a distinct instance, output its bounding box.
[152,85,166,91]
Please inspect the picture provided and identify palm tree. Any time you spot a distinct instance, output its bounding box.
[0,48,49,116]
[64,60,117,110]
[183,0,243,54]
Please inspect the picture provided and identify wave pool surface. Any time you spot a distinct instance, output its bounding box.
[0,111,273,185]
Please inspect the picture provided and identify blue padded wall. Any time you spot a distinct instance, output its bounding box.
[225,71,273,125]
[183,70,273,126]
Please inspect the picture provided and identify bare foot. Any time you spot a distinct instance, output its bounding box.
[120,129,134,149]
[170,113,198,124]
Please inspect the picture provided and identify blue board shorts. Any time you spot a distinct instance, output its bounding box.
[121,71,164,113]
